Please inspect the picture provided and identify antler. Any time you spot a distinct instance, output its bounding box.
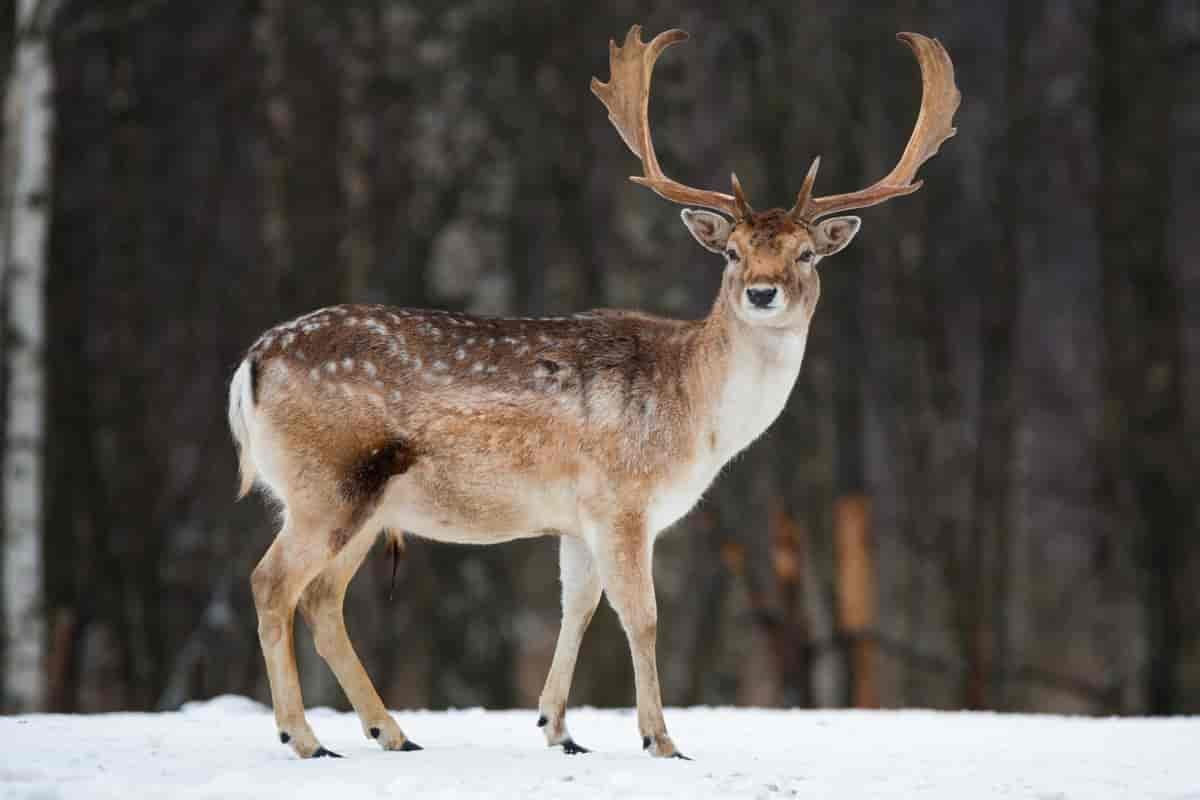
[791,32,960,222]
[591,26,751,219]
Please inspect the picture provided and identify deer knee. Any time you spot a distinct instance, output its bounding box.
[310,619,342,660]
[624,610,656,644]
[251,561,285,612]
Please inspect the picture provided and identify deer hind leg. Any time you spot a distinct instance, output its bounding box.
[251,510,339,759]
[298,529,421,753]
[590,511,686,759]
[537,535,602,754]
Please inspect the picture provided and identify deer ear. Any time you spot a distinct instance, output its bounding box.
[812,216,861,256]
[681,209,733,254]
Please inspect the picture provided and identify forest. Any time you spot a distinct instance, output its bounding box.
[1,0,1198,719]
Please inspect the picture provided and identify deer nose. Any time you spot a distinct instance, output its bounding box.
[746,287,778,308]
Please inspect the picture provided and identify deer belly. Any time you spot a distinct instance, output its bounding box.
[378,462,577,545]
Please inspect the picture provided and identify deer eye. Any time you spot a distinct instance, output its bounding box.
[725,248,740,262]
[797,249,814,263]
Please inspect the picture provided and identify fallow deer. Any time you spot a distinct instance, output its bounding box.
[228,25,959,760]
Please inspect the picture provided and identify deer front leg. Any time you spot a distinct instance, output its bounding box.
[537,535,602,753]
[298,531,421,754]
[591,512,686,759]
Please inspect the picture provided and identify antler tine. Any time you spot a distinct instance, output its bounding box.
[592,26,745,219]
[730,173,754,218]
[789,156,822,220]
[794,33,960,222]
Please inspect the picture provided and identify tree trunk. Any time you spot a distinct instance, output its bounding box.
[254,0,292,307]
[338,0,376,302]
[2,0,56,713]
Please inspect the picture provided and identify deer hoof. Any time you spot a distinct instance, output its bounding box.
[399,739,423,752]
[311,746,343,759]
[561,739,590,755]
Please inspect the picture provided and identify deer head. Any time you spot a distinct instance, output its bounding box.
[592,26,960,328]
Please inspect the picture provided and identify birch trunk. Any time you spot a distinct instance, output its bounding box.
[3,0,55,712]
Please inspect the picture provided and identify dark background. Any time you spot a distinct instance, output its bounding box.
[4,0,1199,715]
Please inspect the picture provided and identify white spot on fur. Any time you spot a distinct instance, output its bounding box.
[363,361,377,377]
[309,368,321,382]
[455,348,466,361]
[324,361,338,374]
[390,390,402,403]
[433,360,448,371]
[412,357,423,369]
[342,357,355,371]
[486,364,498,374]
[472,362,485,373]
[486,338,496,347]
[465,337,476,346]
[282,333,295,349]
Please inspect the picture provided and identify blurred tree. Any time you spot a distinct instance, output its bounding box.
[2,0,56,713]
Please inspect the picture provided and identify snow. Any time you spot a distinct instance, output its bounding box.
[1,696,1197,799]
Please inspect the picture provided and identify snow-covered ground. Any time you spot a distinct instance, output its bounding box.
[1,695,1197,799]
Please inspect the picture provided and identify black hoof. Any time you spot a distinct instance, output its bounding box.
[400,739,423,751]
[672,752,693,761]
[279,732,291,745]
[312,747,343,758]
[643,736,651,750]
[536,715,548,728]
[561,739,589,755]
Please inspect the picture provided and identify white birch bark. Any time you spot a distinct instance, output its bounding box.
[3,0,56,712]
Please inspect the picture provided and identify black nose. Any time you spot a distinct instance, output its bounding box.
[746,287,778,308]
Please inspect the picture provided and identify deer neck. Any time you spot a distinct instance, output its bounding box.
[691,291,810,465]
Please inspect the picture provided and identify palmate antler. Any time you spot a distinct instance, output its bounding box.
[590,26,751,219]
[592,26,960,224]
[790,33,961,222]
